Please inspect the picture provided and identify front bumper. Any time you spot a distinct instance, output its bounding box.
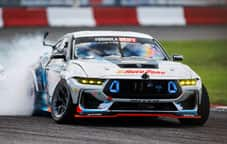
[68,78,201,119]
[75,88,200,119]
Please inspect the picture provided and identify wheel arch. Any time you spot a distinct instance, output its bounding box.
[65,78,80,105]
[50,78,79,105]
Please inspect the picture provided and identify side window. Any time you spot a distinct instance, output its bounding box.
[55,40,62,51]
[55,38,70,54]
[65,37,72,60]
[59,38,69,53]
[53,37,72,61]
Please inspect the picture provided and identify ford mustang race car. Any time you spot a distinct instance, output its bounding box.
[31,31,210,125]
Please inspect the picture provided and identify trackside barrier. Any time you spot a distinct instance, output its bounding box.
[0,7,226,27]
[2,8,48,27]
[47,7,95,27]
[184,7,227,25]
[137,7,186,26]
[93,7,139,26]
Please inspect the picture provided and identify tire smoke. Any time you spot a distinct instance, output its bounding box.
[0,35,50,115]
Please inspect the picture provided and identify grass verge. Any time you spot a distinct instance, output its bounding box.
[161,40,227,105]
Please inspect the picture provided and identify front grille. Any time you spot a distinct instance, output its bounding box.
[110,102,177,111]
[103,79,182,99]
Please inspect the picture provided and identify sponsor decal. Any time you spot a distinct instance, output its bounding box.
[117,69,165,75]
[119,37,136,42]
[130,99,161,103]
[90,37,137,42]
[94,37,118,41]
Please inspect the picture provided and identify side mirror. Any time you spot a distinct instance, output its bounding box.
[172,55,184,61]
[43,32,54,48]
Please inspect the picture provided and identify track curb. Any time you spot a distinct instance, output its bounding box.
[211,104,227,112]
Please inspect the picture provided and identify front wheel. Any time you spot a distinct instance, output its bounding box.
[51,80,74,124]
[179,84,210,126]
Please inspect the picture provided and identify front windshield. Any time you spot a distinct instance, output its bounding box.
[75,37,167,60]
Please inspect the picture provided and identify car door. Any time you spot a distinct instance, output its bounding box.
[46,37,70,99]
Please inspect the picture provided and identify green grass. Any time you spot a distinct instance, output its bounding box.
[161,40,227,105]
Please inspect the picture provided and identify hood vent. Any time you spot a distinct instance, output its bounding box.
[118,63,158,69]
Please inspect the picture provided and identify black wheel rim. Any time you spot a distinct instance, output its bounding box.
[52,85,68,118]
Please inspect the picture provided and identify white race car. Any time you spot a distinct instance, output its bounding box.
[32,31,210,125]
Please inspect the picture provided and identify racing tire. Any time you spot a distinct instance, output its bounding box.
[51,80,75,124]
[179,84,210,126]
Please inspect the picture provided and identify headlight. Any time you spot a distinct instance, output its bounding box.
[76,78,105,85]
[179,79,197,86]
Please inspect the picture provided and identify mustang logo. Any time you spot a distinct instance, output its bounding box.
[141,72,150,79]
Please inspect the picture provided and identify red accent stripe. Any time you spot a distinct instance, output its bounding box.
[211,104,227,107]
[76,106,83,113]
[3,8,48,27]
[184,7,227,25]
[93,7,139,26]
[74,113,201,119]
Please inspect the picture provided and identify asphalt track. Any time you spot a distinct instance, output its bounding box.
[0,26,227,144]
[0,111,226,144]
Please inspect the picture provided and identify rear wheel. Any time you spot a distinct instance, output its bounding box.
[51,80,75,124]
[179,84,210,126]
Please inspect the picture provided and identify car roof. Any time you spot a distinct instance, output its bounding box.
[64,31,153,39]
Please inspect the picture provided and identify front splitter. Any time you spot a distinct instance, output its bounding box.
[74,113,201,119]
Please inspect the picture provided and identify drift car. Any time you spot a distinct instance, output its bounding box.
[31,31,209,125]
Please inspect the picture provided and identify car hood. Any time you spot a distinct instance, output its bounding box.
[71,57,196,79]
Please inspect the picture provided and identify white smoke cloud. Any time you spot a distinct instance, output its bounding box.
[0,35,50,115]
[0,64,5,80]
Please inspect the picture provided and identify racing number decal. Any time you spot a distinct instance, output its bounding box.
[109,80,120,93]
[168,81,177,94]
